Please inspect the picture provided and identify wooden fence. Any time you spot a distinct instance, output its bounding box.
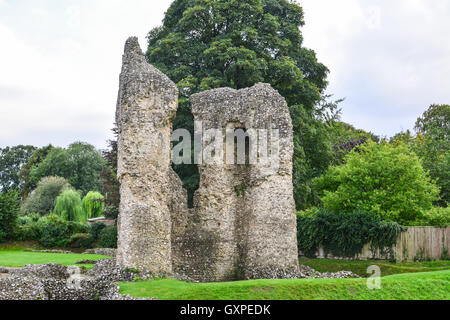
[305,226,450,262]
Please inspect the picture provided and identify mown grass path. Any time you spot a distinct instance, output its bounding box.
[119,270,450,300]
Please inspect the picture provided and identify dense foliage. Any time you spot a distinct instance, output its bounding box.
[98,226,118,249]
[29,142,105,196]
[20,176,72,216]
[18,145,54,198]
[18,214,89,248]
[410,207,450,227]
[82,191,105,219]
[297,209,404,259]
[54,190,86,223]
[329,121,379,165]
[0,145,36,194]
[0,190,20,242]
[99,127,120,219]
[414,104,449,206]
[146,0,332,208]
[314,141,440,225]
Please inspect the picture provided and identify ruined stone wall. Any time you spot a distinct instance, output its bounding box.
[115,37,178,274]
[179,84,299,281]
[116,38,299,282]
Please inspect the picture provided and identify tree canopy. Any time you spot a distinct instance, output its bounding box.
[20,176,73,216]
[29,142,105,196]
[314,141,440,225]
[390,104,449,206]
[147,0,331,208]
[0,145,36,194]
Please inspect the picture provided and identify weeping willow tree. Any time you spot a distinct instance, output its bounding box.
[54,190,86,224]
[82,191,105,219]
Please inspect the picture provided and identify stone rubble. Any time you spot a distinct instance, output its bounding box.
[0,259,359,300]
[83,248,117,257]
[0,260,155,300]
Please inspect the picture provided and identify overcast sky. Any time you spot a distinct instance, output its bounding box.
[1,0,449,149]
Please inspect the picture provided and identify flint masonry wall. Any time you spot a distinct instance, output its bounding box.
[115,37,178,273]
[185,85,299,281]
[116,37,299,281]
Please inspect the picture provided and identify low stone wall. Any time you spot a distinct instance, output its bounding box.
[303,226,450,262]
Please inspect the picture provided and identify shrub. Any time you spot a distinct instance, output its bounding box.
[0,190,20,242]
[314,141,440,225]
[18,213,41,225]
[35,215,71,248]
[82,192,105,219]
[17,213,41,241]
[67,233,93,249]
[99,226,117,248]
[90,222,107,242]
[54,190,86,223]
[297,209,404,259]
[21,176,72,216]
[17,214,89,248]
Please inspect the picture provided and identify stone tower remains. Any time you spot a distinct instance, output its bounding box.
[116,37,299,281]
[115,37,178,273]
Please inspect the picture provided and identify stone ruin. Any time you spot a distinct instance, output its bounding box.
[116,37,299,282]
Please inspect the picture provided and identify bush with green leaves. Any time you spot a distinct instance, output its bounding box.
[411,207,450,227]
[35,215,72,248]
[314,141,440,225]
[297,209,404,259]
[90,222,107,242]
[0,190,20,242]
[98,226,117,249]
[21,176,72,216]
[18,214,89,248]
[54,189,86,223]
[82,192,105,219]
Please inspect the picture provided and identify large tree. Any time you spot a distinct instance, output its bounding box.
[29,142,106,196]
[146,0,331,208]
[414,104,450,206]
[19,144,54,198]
[314,141,440,225]
[0,145,36,194]
[390,105,450,206]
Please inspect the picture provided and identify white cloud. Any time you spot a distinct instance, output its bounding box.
[301,0,450,137]
[0,0,449,148]
[0,0,171,148]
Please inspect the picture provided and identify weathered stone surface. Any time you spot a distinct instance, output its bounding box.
[83,248,117,257]
[175,84,299,282]
[115,37,178,274]
[115,38,298,282]
[0,261,156,300]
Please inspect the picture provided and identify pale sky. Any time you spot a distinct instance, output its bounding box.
[1,0,449,149]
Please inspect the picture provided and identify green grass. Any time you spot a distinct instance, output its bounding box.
[298,258,450,277]
[119,270,450,300]
[0,250,110,270]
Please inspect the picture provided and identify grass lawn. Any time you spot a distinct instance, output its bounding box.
[298,258,450,277]
[119,270,450,300]
[0,250,110,270]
